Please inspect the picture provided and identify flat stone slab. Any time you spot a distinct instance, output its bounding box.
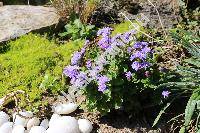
[0,5,60,43]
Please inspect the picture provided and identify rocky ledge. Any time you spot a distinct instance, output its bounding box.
[0,5,60,43]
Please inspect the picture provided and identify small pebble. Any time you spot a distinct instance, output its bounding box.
[0,122,13,133]
[29,126,46,133]
[78,119,93,133]
[0,111,10,127]
[12,125,25,133]
[54,103,78,115]
[40,119,49,129]
[27,117,40,130]
[13,111,33,127]
[47,116,80,133]
[48,114,60,127]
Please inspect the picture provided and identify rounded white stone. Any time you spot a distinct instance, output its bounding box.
[27,117,40,130]
[0,122,13,133]
[54,103,78,115]
[13,111,33,127]
[0,111,10,127]
[29,126,46,133]
[12,125,25,133]
[47,116,80,133]
[48,114,60,127]
[78,119,93,133]
[40,119,49,129]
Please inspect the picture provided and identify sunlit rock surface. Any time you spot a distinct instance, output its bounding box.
[0,5,60,43]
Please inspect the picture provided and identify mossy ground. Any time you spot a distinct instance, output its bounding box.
[0,33,84,110]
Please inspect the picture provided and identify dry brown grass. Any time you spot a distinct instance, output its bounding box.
[50,0,99,23]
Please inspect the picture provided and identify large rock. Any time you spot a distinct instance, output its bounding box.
[0,5,60,43]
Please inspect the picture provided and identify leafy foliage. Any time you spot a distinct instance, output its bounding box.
[59,19,96,40]
[156,29,200,132]
[63,24,172,114]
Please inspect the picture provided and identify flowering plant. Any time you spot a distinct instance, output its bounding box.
[63,27,169,114]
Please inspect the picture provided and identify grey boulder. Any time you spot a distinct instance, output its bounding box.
[0,5,60,43]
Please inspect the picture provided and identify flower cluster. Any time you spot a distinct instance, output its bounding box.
[128,42,152,71]
[63,27,153,93]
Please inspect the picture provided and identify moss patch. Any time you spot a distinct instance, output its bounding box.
[0,33,84,109]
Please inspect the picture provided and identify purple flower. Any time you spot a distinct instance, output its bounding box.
[97,27,112,37]
[98,84,107,92]
[131,61,141,71]
[162,91,170,98]
[145,71,150,77]
[63,65,79,79]
[98,36,110,49]
[127,47,132,53]
[115,40,125,46]
[97,56,107,65]
[97,75,110,92]
[133,42,148,49]
[71,51,82,65]
[80,48,86,54]
[130,29,137,35]
[130,51,146,61]
[86,60,92,69]
[140,62,150,69]
[84,40,90,47]
[121,32,133,43]
[72,72,88,88]
[141,46,151,54]
[125,71,132,80]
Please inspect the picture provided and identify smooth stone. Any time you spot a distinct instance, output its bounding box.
[40,119,49,129]
[12,125,25,133]
[0,5,60,43]
[0,122,13,133]
[29,126,46,133]
[48,114,60,127]
[78,119,93,133]
[54,103,78,115]
[13,111,33,127]
[47,116,80,133]
[0,111,10,127]
[27,117,40,130]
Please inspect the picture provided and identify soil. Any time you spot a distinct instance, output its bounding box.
[92,0,180,29]
[73,109,168,133]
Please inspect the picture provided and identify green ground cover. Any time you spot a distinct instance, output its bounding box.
[0,33,84,108]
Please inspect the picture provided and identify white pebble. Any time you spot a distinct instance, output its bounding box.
[47,116,80,133]
[78,119,93,133]
[12,125,25,133]
[27,117,40,130]
[54,103,78,115]
[0,111,10,127]
[0,122,13,133]
[13,111,33,127]
[48,114,60,127]
[29,126,46,133]
[40,119,49,129]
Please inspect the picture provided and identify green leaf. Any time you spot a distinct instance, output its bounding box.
[152,102,171,127]
[74,19,83,29]
[58,32,69,37]
[86,25,95,30]
[179,127,185,133]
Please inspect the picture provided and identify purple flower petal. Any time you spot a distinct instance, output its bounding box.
[162,91,170,98]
